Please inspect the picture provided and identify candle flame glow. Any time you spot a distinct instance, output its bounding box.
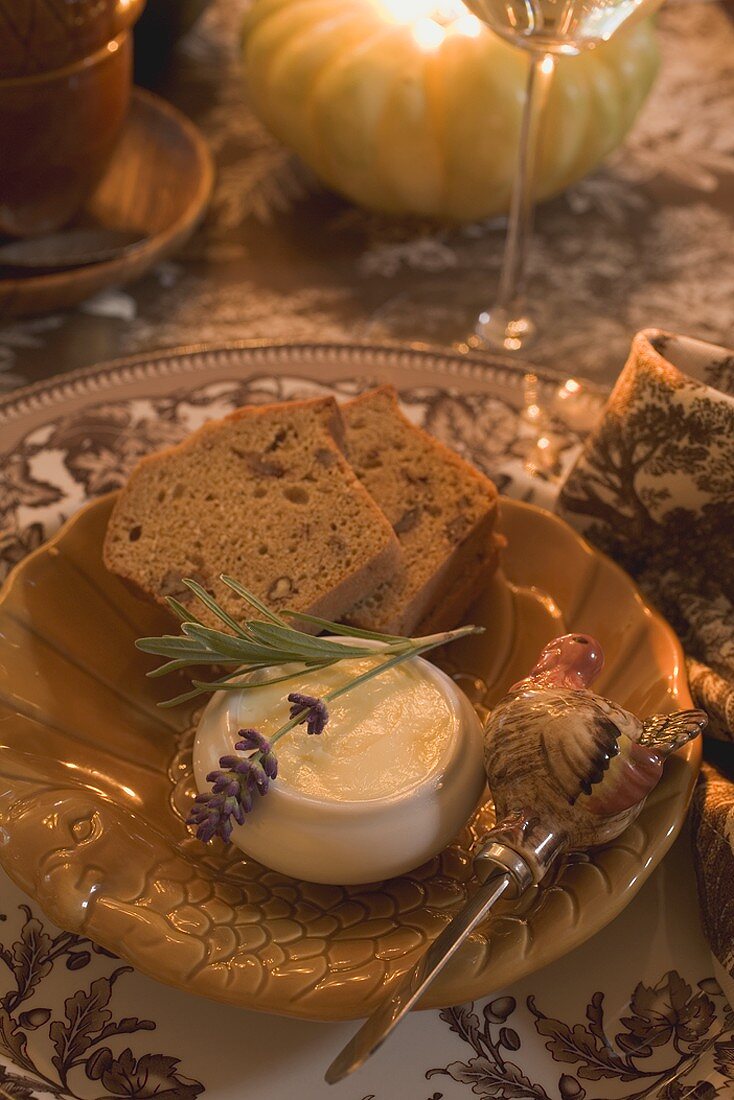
[413,16,446,48]
[376,0,483,49]
[454,12,482,36]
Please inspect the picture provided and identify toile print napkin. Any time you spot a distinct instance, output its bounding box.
[556,328,734,982]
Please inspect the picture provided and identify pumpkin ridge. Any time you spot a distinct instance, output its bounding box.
[376,34,447,214]
[422,39,450,216]
[248,1,384,169]
[308,24,409,206]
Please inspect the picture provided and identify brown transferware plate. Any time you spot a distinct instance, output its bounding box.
[0,490,699,1019]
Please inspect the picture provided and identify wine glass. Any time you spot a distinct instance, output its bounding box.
[465,0,663,353]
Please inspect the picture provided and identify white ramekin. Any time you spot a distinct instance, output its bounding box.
[193,647,486,884]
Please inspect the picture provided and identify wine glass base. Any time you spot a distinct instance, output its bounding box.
[471,308,537,354]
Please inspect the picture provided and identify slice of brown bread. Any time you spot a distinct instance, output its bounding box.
[104,396,403,628]
[416,541,502,636]
[342,386,500,635]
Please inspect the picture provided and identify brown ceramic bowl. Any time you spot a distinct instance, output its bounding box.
[0,33,135,237]
[0,0,147,77]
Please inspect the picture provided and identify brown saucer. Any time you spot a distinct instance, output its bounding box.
[0,87,214,318]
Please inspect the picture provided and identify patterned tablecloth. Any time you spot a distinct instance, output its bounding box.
[0,7,734,1099]
[0,0,733,393]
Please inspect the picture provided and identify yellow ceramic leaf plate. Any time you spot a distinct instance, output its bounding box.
[0,493,699,1020]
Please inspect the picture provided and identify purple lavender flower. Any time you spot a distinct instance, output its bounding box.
[187,729,277,843]
[235,729,278,778]
[288,692,329,736]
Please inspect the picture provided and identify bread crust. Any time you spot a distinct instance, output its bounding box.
[416,537,503,635]
[342,386,500,634]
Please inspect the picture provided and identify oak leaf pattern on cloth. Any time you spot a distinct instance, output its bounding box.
[0,905,204,1100]
[691,761,734,984]
[429,972,734,1098]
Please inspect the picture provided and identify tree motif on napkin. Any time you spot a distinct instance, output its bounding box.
[558,329,734,742]
[558,327,734,1004]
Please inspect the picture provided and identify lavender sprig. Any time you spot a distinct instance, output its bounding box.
[187,729,279,842]
[188,696,334,843]
[288,692,329,736]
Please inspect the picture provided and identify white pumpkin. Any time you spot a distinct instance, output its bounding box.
[242,0,658,222]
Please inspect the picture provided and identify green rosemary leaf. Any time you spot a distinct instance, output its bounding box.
[148,659,272,680]
[165,596,206,626]
[137,571,484,711]
[176,666,275,696]
[179,624,278,662]
[147,659,189,678]
[244,621,374,660]
[146,656,221,678]
[162,663,275,703]
[210,664,274,682]
[158,685,210,708]
[281,609,405,643]
[190,662,336,693]
[219,575,288,626]
[136,635,218,658]
[186,679,254,695]
[181,578,252,638]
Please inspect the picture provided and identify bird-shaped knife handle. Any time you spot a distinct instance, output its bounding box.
[473,633,707,891]
[326,633,706,1085]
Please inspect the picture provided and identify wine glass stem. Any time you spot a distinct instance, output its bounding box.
[494,52,555,315]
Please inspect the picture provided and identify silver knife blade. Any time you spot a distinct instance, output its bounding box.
[325,869,513,1084]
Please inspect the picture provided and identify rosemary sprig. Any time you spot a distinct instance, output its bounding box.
[136,575,483,708]
[137,576,484,843]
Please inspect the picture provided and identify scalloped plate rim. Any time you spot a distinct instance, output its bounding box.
[0,337,609,428]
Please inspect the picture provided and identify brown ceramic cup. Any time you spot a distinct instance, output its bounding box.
[0,0,145,238]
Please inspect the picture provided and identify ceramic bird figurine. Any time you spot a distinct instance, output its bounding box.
[477,633,707,885]
[326,633,707,1084]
